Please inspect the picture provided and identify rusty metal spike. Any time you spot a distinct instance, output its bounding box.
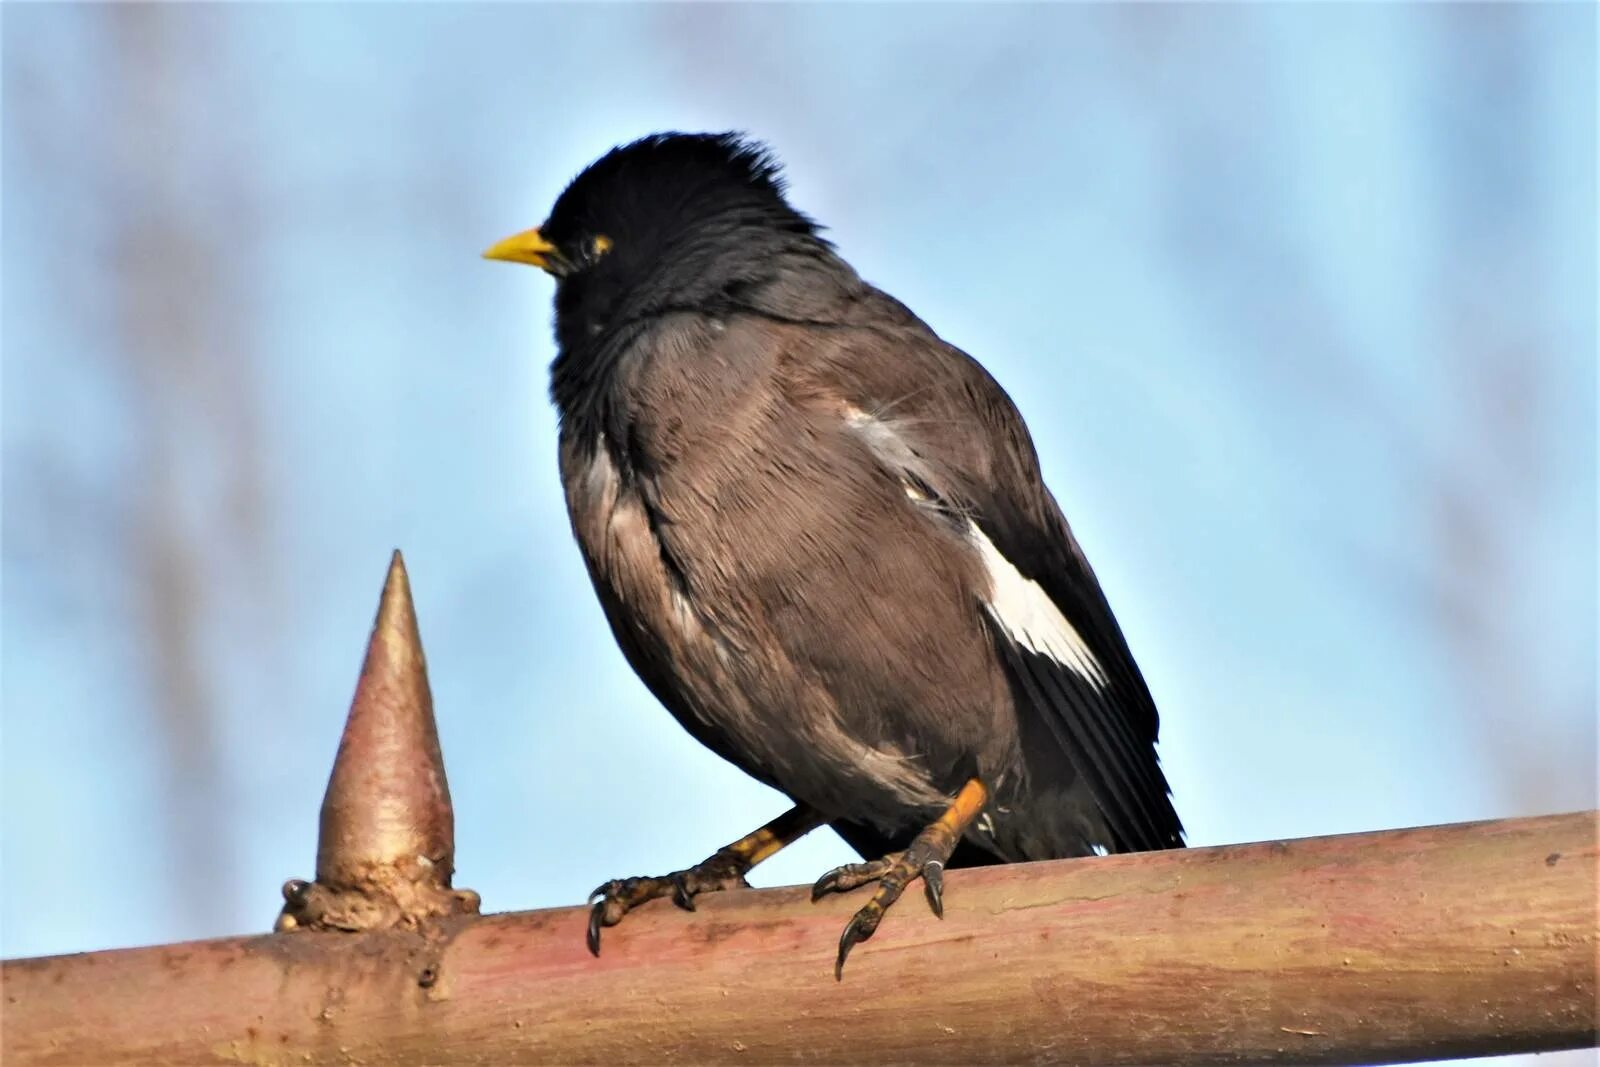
[277,551,479,933]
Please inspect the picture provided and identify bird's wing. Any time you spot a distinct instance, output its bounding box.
[786,291,1184,853]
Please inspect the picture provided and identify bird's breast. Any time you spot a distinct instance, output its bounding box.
[561,436,706,646]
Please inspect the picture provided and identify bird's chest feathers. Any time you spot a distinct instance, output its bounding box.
[560,321,773,622]
[562,437,704,646]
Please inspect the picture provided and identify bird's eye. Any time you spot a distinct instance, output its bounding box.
[590,234,614,259]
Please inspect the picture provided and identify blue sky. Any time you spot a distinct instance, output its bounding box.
[3,6,1594,1064]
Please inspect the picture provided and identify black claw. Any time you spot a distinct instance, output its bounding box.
[835,912,875,981]
[922,861,945,918]
[586,899,605,957]
[588,882,611,904]
[811,869,841,902]
[670,872,696,911]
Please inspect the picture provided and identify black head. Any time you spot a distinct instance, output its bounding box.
[485,132,827,354]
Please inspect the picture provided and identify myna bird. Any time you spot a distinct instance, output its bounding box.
[486,132,1183,978]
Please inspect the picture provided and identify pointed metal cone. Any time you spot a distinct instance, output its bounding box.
[278,550,478,932]
[316,550,454,887]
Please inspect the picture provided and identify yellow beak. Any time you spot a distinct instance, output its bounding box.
[483,227,561,271]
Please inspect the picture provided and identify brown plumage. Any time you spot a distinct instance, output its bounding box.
[486,132,1183,975]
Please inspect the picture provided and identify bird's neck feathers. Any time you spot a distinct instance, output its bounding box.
[547,215,833,433]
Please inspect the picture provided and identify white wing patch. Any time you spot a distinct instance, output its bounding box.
[969,522,1108,687]
[840,405,1106,687]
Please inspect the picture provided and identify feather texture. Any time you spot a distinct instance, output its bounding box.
[537,132,1182,864]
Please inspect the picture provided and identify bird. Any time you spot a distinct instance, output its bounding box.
[485,132,1183,978]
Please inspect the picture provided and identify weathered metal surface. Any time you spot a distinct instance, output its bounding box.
[5,811,1595,1065]
[276,550,478,934]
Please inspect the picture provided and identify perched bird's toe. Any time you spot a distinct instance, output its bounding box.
[824,778,990,978]
[810,855,898,901]
[835,902,886,980]
[586,878,645,955]
[583,861,754,956]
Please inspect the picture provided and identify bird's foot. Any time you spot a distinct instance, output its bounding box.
[810,777,989,979]
[585,804,826,956]
[587,850,750,955]
[811,840,948,980]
